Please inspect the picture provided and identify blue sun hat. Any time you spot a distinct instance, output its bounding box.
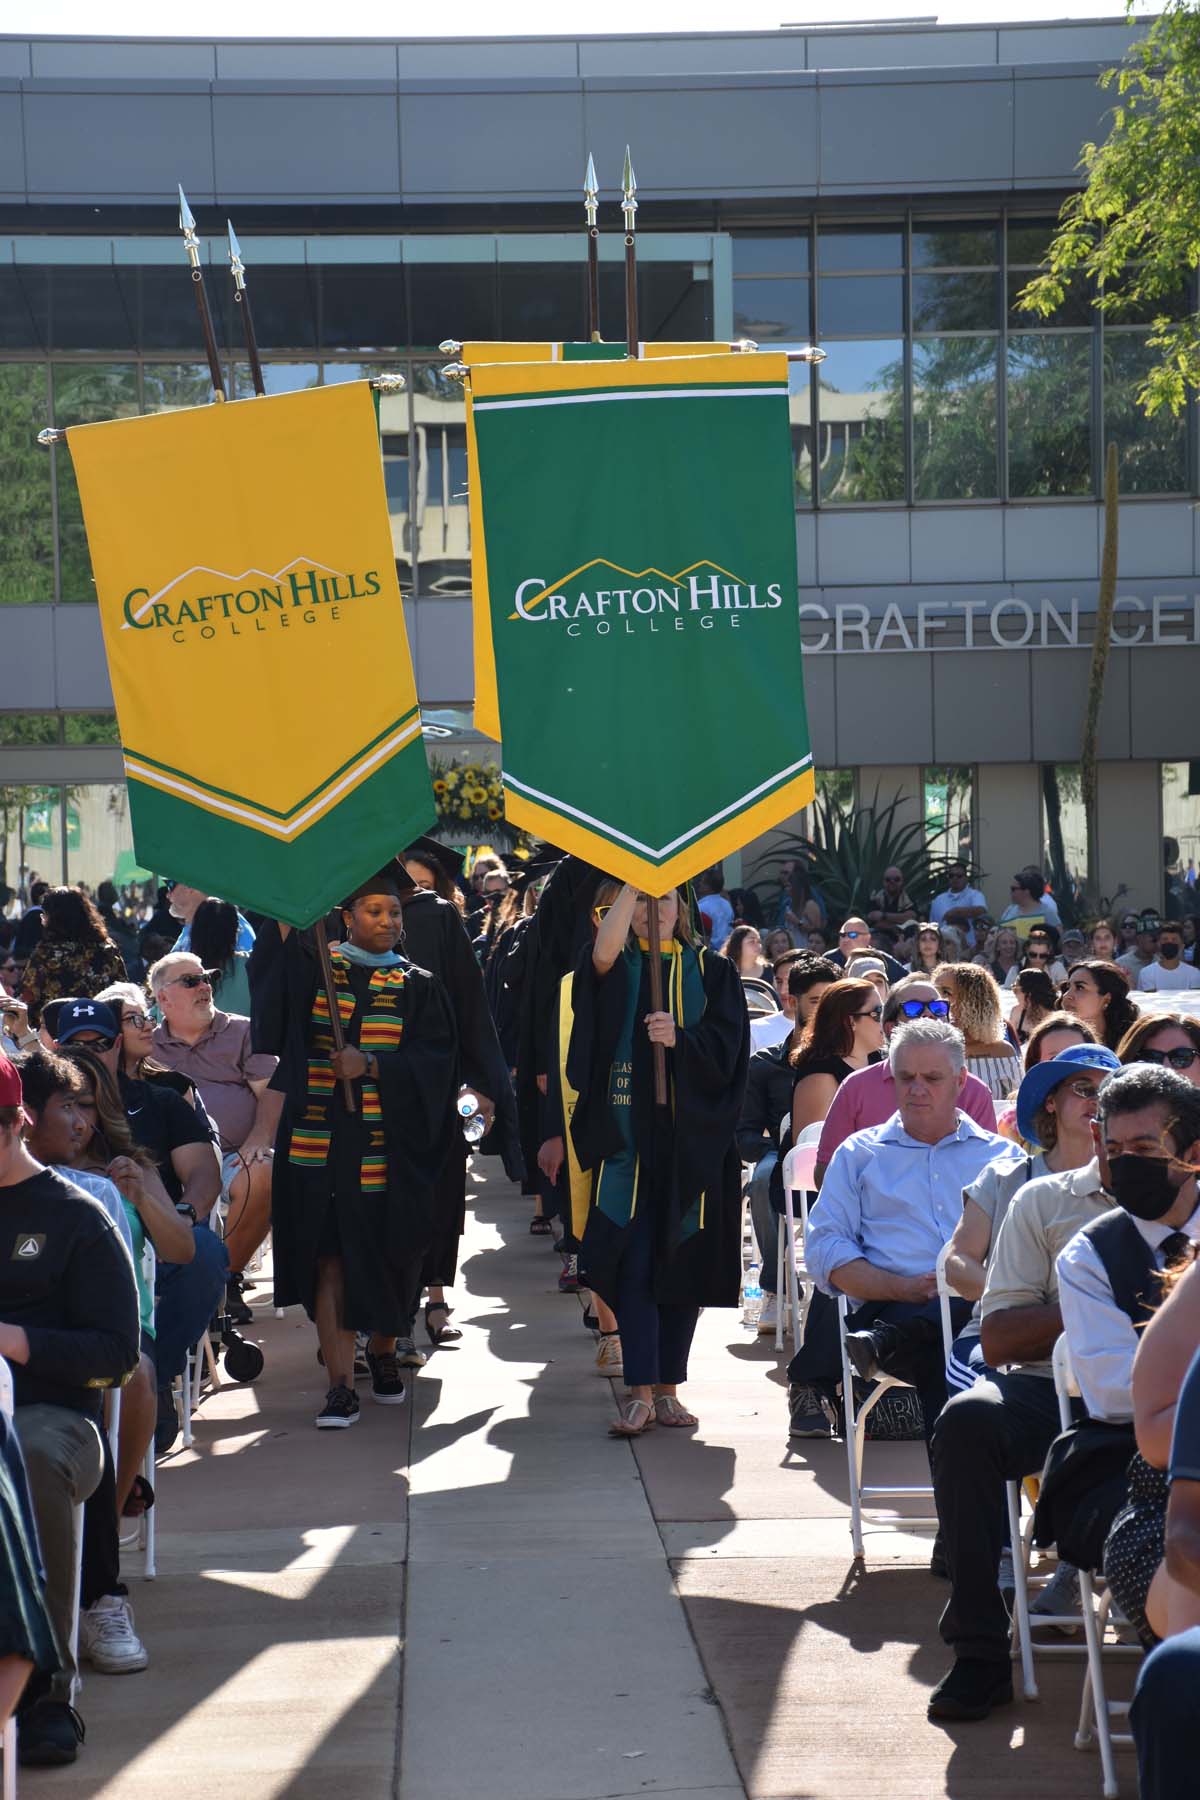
[1015,1043,1121,1147]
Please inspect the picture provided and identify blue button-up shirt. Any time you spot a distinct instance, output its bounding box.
[806,1110,1020,1296]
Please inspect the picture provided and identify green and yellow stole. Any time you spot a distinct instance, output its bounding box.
[288,946,407,1192]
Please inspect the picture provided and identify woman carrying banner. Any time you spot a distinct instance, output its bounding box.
[567,880,749,1437]
[251,866,459,1428]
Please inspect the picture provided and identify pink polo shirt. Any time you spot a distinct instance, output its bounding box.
[817,1060,997,1168]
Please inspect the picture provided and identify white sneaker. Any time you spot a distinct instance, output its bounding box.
[78,1594,148,1673]
[757,1292,782,1335]
[1030,1562,1081,1634]
[595,1334,624,1378]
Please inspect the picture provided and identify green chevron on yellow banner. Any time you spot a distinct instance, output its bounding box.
[465,353,813,894]
[67,382,434,928]
[459,341,748,741]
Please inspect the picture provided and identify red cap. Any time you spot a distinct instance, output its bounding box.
[0,1053,21,1110]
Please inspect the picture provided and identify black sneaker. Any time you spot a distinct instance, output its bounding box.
[365,1350,407,1406]
[927,1657,1013,1722]
[18,1698,85,1766]
[154,1383,179,1456]
[788,1382,835,1439]
[395,1337,427,1369]
[224,1275,253,1326]
[315,1384,360,1429]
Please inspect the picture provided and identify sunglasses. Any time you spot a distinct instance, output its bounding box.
[1025,950,1051,962]
[897,998,951,1019]
[856,1005,884,1022]
[69,1034,117,1052]
[163,972,214,991]
[1141,1046,1200,1070]
[841,929,866,940]
[1062,1080,1104,1100]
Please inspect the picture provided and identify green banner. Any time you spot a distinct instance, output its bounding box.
[468,353,813,891]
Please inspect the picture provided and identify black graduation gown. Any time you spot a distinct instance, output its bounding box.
[250,927,459,1327]
[566,943,750,1313]
[400,891,523,1286]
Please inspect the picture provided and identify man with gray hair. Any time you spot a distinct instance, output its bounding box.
[791,1019,1018,1441]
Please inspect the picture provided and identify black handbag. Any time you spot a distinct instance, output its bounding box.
[1032,1420,1136,1573]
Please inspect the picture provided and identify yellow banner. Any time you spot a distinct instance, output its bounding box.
[68,382,433,925]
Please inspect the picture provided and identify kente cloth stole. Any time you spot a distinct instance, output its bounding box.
[593,940,706,1230]
[288,948,406,1190]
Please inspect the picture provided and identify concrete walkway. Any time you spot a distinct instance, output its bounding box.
[30,1162,1136,1799]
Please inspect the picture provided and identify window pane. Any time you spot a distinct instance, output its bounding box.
[142,364,211,414]
[63,714,119,745]
[232,361,319,399]
[498,265,585,342]
[732,236,810,276]
[378,372,414,594]
[913,337,999,501]
[639,264,713,341]
[1041,765,1086,901]
[1007,217,1061,266]
[733,278,809,343]
[1008,271,1094,328]
[238,267,318,351]
[8,787,64,887]
[786,355,813,504]
[816,339,905,503]
[66,782,141,897]
[819,275,903,336]
[138,269,227,354]
[912,272,999,333]
[1007,335,1093,498]
[924,766,975,863]
[51,267,136,352]
[1162,764,1200,918]
[0,715,58,746]
[816,769,855,809]
[409,266,498,349]
[0,268,50,352]
[412,365,470,596]
[0,364,55,604]
[320,265,406,353]
[912,222,999,268]
[817,227,903,271]
[1102,273,1193,326]
[1104,332,1189,494]
[53,364,139,602]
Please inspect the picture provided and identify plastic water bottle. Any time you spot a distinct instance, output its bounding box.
[742,1262,763,1328]
[458,1089,487,1145]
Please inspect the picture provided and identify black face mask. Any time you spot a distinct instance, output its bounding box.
[1106,1152,1183,1223]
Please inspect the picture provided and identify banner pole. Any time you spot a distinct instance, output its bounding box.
[227,220,266,399]
[313,925,358,1113]
[584,152,601,344]
[621,146,638,360]
[177,186,227,404]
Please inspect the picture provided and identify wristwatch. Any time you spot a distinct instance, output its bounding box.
[175,1202,198,1224]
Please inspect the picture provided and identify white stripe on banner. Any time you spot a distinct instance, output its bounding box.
[473,385,788,414]
[503,753,814,860]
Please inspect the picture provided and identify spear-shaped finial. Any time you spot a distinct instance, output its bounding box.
[621,146,638,235]
[584,152,602,342]
[621,148,639,359]
[177,184,226,402]
[227,219,265,398]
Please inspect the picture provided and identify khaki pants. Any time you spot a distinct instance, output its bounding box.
[13,1405,104,1699]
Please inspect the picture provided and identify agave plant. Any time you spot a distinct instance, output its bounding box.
[762,784,978,923]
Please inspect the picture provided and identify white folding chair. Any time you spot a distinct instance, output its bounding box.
[175,1329,221,1450]
[1005,1337,1135,1798]
[118,1247,156,1580]
[838,1293,937,1560]
[934,1242,956,1368]
[777,1122,823,1352]
[0,1356,17,1797]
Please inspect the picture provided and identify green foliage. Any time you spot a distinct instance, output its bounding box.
[0,365,54,604]
[1018,0,1200,417]
[762,785,971,922]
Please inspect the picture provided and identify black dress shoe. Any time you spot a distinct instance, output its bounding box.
[18,1697,86,1765]
[927,1657,1013,1722]
[844,1328,884,1381]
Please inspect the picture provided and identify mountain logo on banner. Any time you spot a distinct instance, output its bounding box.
[121,559,384,640]
[509,559,788,636]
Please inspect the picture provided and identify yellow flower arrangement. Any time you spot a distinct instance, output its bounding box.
[426,752,533,852]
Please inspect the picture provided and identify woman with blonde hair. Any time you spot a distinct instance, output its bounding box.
[567,880,748,1437]
[935,962,1022,1100]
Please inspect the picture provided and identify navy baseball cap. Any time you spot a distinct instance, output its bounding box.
[1016,1044,1120,1148]
[54,998,122,1045]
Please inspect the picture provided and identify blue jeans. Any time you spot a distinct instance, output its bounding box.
[748,1153,780,1295]
[153,1222,229,1384]
[1131,1628,1200,1800]
[614,1200,699,1389]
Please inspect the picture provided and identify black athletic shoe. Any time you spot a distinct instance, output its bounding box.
[315,1384,360,1429]
[224,1275,253,1325]
[927,1657,1013,1722]
[365,1350,407,1406]
[788,1381,836,1439]
[18,1698,85,1766]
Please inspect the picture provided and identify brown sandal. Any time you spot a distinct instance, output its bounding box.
[653,1396,698,1428]
[608,1398,656,1437]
